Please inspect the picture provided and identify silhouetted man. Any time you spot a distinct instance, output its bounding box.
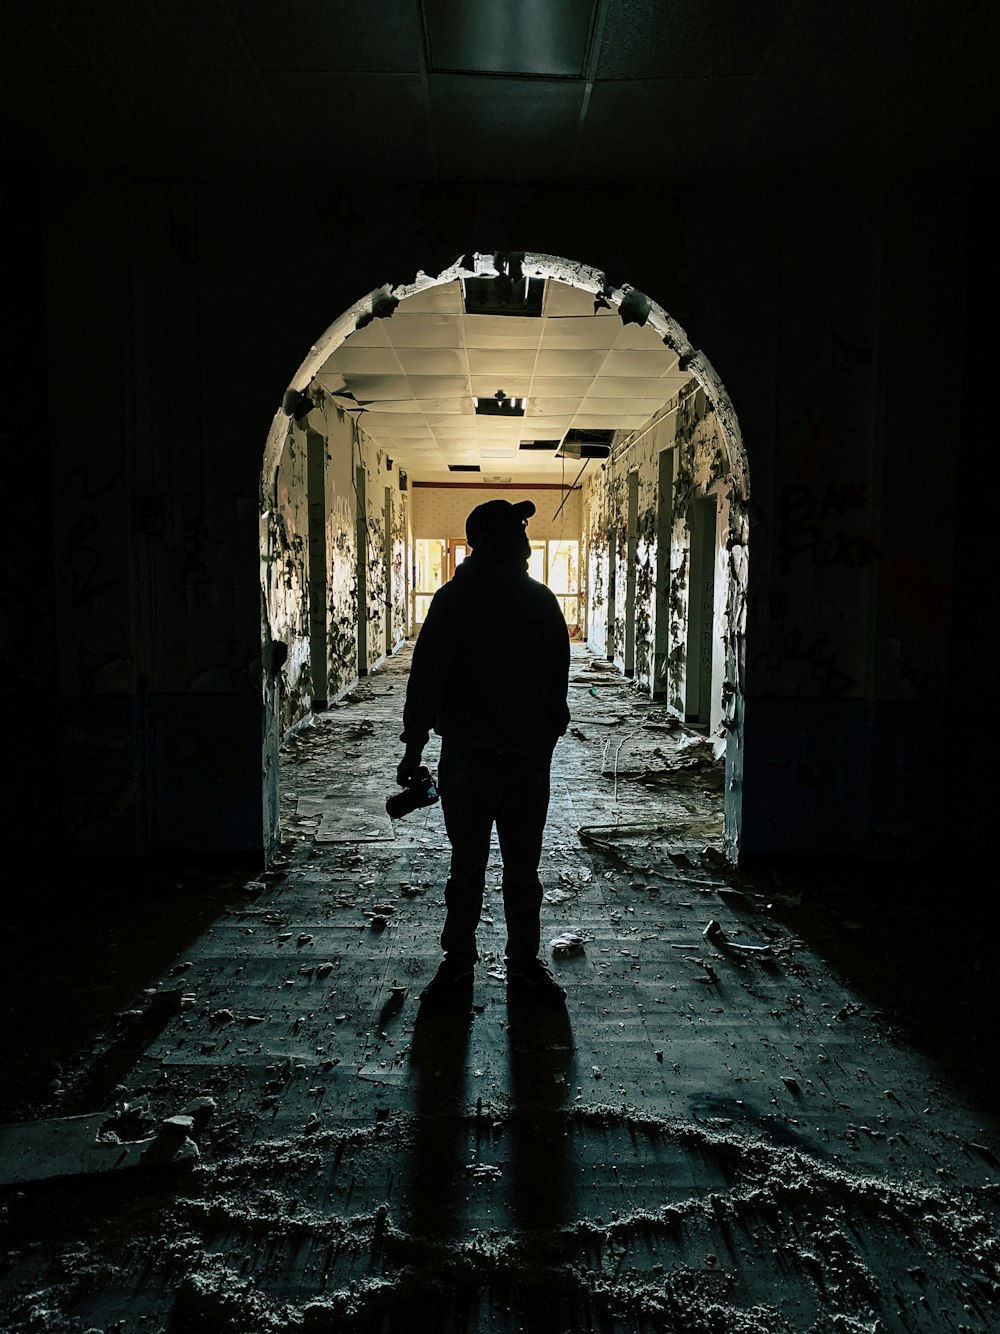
[396,499,571,1007]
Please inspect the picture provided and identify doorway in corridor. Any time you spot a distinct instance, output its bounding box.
[261,252,749,862]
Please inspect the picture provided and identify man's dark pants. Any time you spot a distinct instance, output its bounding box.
[437,740,552,965]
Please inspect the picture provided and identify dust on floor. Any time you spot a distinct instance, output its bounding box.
[1,644,998,1333]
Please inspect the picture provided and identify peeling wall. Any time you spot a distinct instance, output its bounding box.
[584,390,745,703]
[263,392,408,739]
[22,178,981,865]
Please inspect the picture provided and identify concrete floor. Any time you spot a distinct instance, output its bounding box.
[1,643,999,1333]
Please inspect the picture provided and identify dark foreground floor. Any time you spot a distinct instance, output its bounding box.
[1,644,999,1333]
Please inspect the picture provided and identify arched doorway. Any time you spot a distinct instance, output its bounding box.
[260,253,749,862]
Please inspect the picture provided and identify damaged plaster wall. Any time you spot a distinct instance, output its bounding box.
[583,387,748,858]
[263,392,408,740]
[584,388,744,715]
[25,180,978,866]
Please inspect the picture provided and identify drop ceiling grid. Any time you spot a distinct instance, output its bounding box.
[318,280,683,479]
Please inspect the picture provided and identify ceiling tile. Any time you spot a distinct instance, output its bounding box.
[387,314,465,347]
[464,314,546,346]
[405,375,471,399]
[613,323,674,352]
[339,321,391,349]
[540,317,622,349]
[471,376,531,398]
[587,375,673,398]
[331,346,402,374]
[467,348,539,377]
[527,376,595,398]
[599,349,677,376]
[361,410,431,427]
[395,282,464,313]
[395,347,469,376]
[543,284,614,317]
[339,373,411,402]
[534,348,610,377]
[529,397,585,416]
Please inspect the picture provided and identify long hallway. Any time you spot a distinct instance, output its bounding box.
[1,644,998,1333]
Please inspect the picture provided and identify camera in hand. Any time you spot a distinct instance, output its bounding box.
[386,766,439,819]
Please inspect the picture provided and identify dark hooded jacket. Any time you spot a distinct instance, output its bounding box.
[401,554,571,755]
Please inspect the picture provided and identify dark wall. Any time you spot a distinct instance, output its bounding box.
[8,174,985,865]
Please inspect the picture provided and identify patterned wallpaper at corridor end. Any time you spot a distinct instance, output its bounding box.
[411,484,582,541]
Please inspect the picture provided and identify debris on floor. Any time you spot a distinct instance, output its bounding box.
[1,644,998,1334]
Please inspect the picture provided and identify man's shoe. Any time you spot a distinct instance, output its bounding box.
[419,957,474,1010]
[506,957,567,1005]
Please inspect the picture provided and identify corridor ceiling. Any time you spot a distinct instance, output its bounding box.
[314,277,691,482]
[2,1,998,184]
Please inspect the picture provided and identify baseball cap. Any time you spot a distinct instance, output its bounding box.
[465,498,535,547]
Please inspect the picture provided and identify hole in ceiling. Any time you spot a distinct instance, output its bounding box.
[463,274,544,318]
[556,427,614,459]
[475,391,527,417]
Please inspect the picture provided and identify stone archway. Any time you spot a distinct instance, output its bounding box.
[260,253,749,862]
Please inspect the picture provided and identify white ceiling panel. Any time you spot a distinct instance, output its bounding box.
[586,375,676,398]
[600,349,678,376]
[394,346,468,376]
[576,412,651,429]
[528,376,596,397]
[614,324,676,354]
[409,398,473,415]
[428,416,477,435]
[405,374,470,398]
[313,371,352,393]
[523,415,578,431]
[530,396,585,415]
[577,398,656,418]
[312,278,695,483]
[375,422,433,438]
[340,321,391,348]
[470,376,531,397]
[394,281,464,313]
[467,348,539,376]
[387,313,465,346]
[330,345,402,374]
[343,373,412,401]
[463,314,545,345]
[534,348,610,377]
[543,284,613,317]
[540,317,621,349]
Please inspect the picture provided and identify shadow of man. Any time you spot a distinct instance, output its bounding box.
[504,992,579,1326]
[405,998,473,1242]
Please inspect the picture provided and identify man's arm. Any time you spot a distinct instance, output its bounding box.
[397,588,453,782]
